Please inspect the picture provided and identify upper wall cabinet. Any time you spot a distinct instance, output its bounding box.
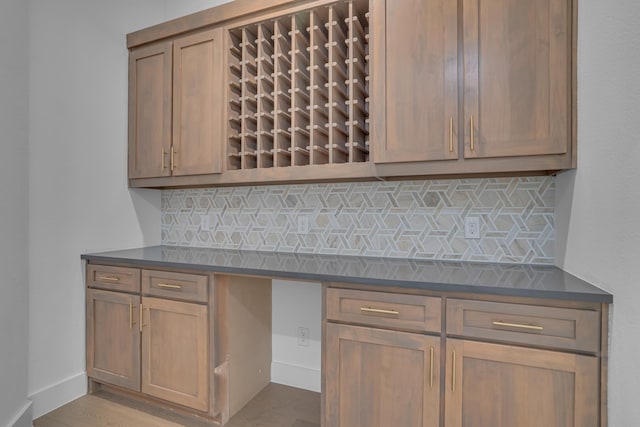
[128,29,224,182]
[128,42,172,179]
[370,0,459,163]
[126,0,575,188]
[371,0,575,176]
[462,0,570,160]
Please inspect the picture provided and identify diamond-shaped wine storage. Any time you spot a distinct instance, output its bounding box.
[227,0,370,170]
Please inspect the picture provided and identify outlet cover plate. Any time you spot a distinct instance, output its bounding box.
[464,216,480,239]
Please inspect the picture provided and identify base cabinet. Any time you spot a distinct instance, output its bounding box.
[86,289,141,392]
[445,339,599,427]
[325,323,440,427]
[324,286,607,427]
[85,264,272,424]
[141,297,209,412]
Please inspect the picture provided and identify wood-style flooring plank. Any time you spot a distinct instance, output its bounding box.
[34,383,320,427]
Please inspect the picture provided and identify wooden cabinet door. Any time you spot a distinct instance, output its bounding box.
[445,339,599,427]
[371,0,459,163]
[128,42,172,179]
[462,0,570,159]
[325,323,440,427]
[141,297,209,412]
[172,28,224,176]
[86,289,140,391]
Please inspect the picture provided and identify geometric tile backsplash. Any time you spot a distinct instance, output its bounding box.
[162,176,555,265]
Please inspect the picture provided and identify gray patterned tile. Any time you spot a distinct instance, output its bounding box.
[161,177,555,264]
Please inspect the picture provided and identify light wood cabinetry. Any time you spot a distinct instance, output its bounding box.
[324,286,606,427]
[445,339,598,427]
[372,0,574,174]
[127,0,576,188]
[462,0,570,160]
[446,298,600,353]
[87,269,210,412]
[85,264,271,424]
[128,29,224,181]
[326,288,441,333]
[128,42,172,180]
[325,288,442,427]
[141,297,209,411]
[172,29,224,176]
[325,323,440,427]
[370,0,459,163]
[87,289,141,391]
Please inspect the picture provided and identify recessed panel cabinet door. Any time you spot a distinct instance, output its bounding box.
[86,289,141,391]
[128,42,172,179]
[325,323,440,427]
[463,0,570,159]
[141,297,209,412]
[445,339,599,427]
[371,0,458,163]
[172,28,224,176]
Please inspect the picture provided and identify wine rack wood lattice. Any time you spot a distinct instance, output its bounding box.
[227,0,369,170]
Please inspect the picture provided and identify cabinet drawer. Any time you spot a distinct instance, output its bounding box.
[326,288,441,333]
[446,299,600,353]
[87,265,140,293]
[142,270,208,303]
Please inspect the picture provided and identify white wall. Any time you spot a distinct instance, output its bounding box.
[0,1,31,426]
[272,280,322,392]
[556,0,640,425]
[25,0,640,423]
[26,0,226,418]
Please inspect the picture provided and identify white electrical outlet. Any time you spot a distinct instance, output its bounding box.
[201,214,210,231]
[297,326,310,347]
[297,215,310,234]
[464,216,480,239]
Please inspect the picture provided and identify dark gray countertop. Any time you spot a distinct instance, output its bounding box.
[81,246,612,303]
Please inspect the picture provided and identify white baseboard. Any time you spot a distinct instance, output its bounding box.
[27,366,316,418]
[271,362,320,393]
[29,372,87,419]
[5,400,32,427]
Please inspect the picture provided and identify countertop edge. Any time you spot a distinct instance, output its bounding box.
[81,252,613,304]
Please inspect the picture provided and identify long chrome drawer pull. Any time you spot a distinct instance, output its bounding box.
[157,283,182,289]
[492,321,544,331]
[98,276,120,282]
[360,307,399,316]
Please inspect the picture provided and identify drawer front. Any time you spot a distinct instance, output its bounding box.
[326,288,441,333]
[446,299,600,353]
[142,270,208,303]
[87,265,140,293]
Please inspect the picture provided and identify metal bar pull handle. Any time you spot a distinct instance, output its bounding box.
[129,302,134,329]
[452,351,456,392]
[492,321,544,331]
[429,347,434,389]
[139,303,143,333]
[162,150,167,170]
[98,276,120,282]
[157,283,182,290]
[171,147,176,172]
[360,307,400,316]
[449,117,454,152]
[470,116,475,151]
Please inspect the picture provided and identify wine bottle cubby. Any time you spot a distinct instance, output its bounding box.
[227,0,369,170]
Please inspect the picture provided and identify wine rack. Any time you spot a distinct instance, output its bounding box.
[227,0,369,170]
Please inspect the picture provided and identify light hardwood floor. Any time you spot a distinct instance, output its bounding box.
[33,383,320,427]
